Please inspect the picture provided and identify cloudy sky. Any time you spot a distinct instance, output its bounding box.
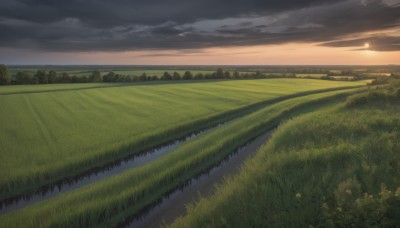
[0,0,399,65]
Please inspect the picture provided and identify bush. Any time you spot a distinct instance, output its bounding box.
[322,183,400,227]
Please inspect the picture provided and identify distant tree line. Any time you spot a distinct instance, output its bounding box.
[0,65,297,86]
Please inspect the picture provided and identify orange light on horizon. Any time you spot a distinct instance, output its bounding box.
[3,41,398,65]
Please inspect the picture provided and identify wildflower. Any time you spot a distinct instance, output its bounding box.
[296,193,301,199]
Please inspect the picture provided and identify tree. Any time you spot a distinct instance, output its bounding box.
[71,75,79,83]
[205,73,213,79]
[255,70,262,78]
[183,71,193,80]
[172,72,181,80]
[34,70,48,84]
[195,73,204,79]
[161,71,172,80]
[48,71,57,84]
[139,72,148,81]
[224,71,231,79]
[89,70,102,82]
[0,64,11,85]
[103,72,115,82]
[233,71,240,79]
[30,76,39,84]
[216,68,224,79]
[78,76,88,83]
[62,73,71,83]
[16,71,32,85]
[116,75,127,82]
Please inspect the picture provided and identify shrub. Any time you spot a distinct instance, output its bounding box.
[322,183,400,227]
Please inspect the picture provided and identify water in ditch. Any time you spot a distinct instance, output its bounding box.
[0,123,226,215]
[125,130,274,228]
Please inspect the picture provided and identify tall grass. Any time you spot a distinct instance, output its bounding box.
[0,87,361,228]
[171,87,400,227]
[0,79,365,200]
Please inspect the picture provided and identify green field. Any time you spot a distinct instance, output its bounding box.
[0,79,366,200]
[0,80,224,95]
[332,75,355,80]
[171,86,400,227]
[295,73,327,78]
[0,85,365,227]
[0,82,123,95]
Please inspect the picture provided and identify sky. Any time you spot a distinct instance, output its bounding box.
[0,0,399,65]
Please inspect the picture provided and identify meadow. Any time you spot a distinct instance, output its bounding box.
[0,85,365,227]
[171,85,400,227]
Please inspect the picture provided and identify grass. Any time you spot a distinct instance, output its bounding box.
[363,72,391,77]
[332,76,355,80]
[0,87,363,228]
[296,73,327,78]
[0,80,231,95]
[0,82,125,95]
[171,87,400,227]
[0,79,366,200]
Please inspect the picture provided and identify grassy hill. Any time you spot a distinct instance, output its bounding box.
[171,84,400,227]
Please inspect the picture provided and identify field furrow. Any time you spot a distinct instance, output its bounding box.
[0,86,364,228]
[0,79,365,200]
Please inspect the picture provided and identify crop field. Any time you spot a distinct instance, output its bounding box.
[171,85,400,227]
[1,76,396,227]
[0,79,366,201]
[332,75,355,80]
[295,73,327,78]
[0,82,123,95]
[0,83,366,227]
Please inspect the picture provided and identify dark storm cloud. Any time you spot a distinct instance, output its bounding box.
[0,0,344,27]
[0,0,399,52]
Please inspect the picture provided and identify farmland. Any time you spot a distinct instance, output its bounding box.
[0,78,366,201]
[1,73,398,227]
[0,82,365,227]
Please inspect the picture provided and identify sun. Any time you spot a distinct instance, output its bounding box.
[364,42,370,49]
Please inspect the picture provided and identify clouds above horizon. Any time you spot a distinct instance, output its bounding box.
[0,0,399,52]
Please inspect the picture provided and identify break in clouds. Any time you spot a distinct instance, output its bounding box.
[0,0,399,52]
